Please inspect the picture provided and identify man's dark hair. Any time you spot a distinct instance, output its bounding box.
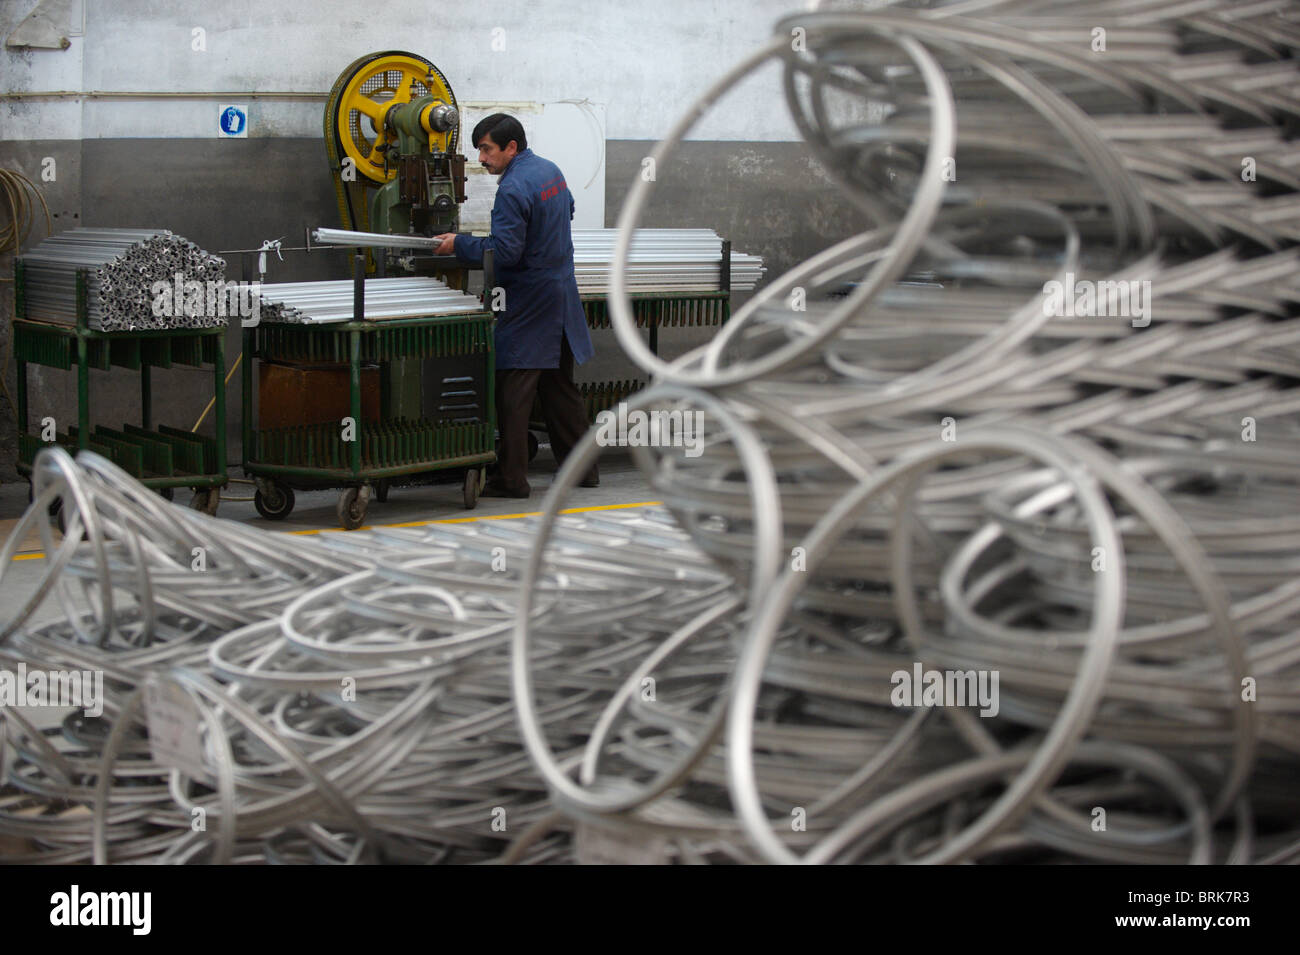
[472,113,527,153]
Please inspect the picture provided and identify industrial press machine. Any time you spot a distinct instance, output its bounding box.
[324,51,467,259]
[242,51,496,529]
[322,51,739,452]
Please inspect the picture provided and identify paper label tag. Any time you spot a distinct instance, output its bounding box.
[575,822,668,865]
[144,680,208,779]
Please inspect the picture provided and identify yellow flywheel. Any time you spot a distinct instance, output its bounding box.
[327,51,459,187]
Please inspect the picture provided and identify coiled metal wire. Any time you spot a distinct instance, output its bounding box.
[519,0,1300,863]
[0,448,734,863]
[3,0,1300,864]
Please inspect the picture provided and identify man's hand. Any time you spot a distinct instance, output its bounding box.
[433,233,457,255]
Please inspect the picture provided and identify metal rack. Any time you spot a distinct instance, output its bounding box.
[12,263,228,514]
[528,286,732,453]
[578,288,730,411]
[241,309,496,530]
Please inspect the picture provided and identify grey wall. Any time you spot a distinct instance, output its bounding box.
[0,137,349,482]
[0,135,864,480]
[606,140,871,292]
[2,0,808,142]
[1,138,81,483]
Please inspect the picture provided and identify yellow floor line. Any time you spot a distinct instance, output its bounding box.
[288,499,664,535]
[10,500,665,558]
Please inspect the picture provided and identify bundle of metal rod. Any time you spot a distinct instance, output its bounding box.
[309,227,443,252]
[257,277,485,323]
[570,229,765,293]
[18,228,230,331]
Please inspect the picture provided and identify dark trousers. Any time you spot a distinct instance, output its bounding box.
[494,334,597,494]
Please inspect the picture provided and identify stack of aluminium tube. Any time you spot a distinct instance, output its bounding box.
[2,0,1300,864]
[571,229,765,293]
[256,277,487,324]
[18,228,229,332]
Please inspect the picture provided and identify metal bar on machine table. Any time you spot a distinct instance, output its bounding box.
[312,227,443,252]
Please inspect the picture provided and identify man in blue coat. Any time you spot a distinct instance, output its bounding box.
[435,113,598,497]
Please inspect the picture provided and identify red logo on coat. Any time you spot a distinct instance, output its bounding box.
[539,176,566,201]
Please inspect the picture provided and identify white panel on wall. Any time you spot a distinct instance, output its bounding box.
[532,100,606,230]
[458,102,543,233]
[458,100,605,233]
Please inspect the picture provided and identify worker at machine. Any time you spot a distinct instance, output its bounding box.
[434,114,599,498]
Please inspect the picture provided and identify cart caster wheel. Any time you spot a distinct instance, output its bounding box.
[527,431,539,462]
[462,468,482,510]
[254,483,295,520]
[374,479,389,504]
[159,487,174,502]
[337,486,369,530]
[190,488,220,516]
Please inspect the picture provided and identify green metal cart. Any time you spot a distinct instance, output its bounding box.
[241,310,496,530]
[526,290,731,457]
[12,264,228,515]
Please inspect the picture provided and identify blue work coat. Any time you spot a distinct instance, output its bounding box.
[453,149,593,370]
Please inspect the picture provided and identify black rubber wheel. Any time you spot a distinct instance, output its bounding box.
[374,478,389,503]
[462,468,481,509]
[337,486,367,530]
[53,501,88,540]
[32,481,62,517]
[254,483,295,520]
[527,431,539,462]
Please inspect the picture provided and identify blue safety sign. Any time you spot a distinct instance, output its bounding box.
[218,104,248,138]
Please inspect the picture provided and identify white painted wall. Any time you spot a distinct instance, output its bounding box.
[3,0,805,142]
